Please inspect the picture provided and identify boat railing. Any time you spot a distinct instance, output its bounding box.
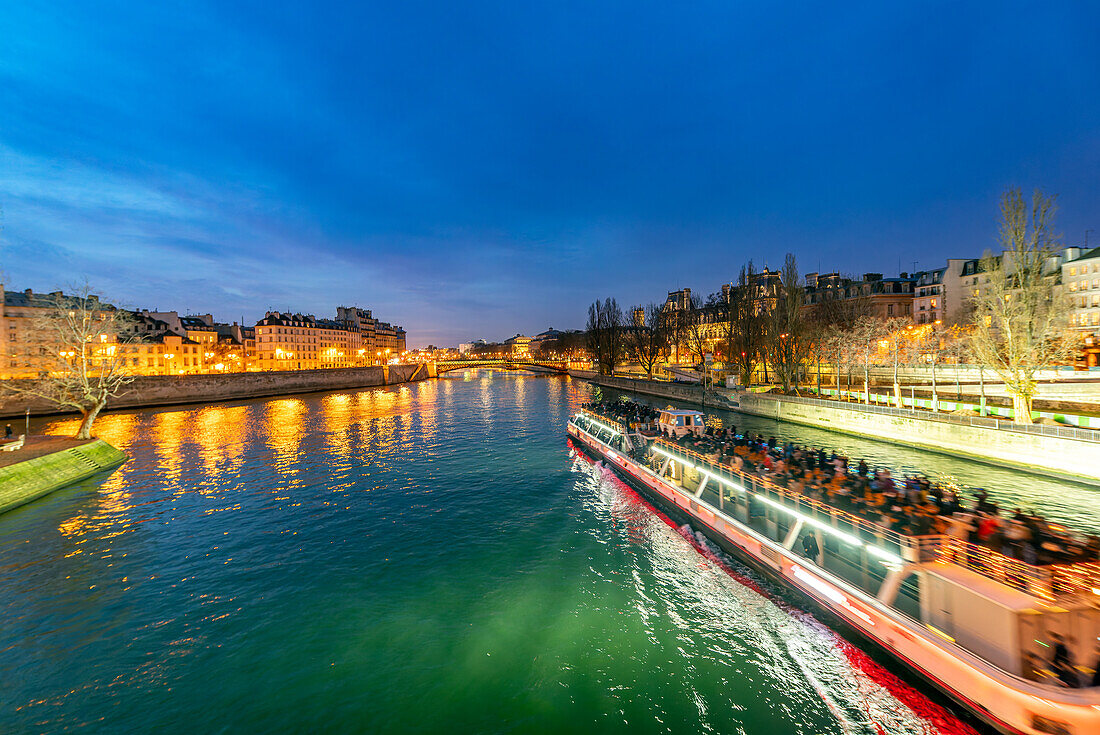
[935,537,1059,599]
[652,439,926,560]
[578,409,626,434]
[651,439,1100,598]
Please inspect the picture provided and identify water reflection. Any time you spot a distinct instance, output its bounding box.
[0,376,980,733]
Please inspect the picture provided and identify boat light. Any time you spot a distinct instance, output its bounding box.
[791,564,845,604]
[792,564,875,626]
[864,544,905,565]
[702,469,746,494]
[578,413,620,437]
[926,624,956,643]
[653,446,901,563]
[756,494,863,547]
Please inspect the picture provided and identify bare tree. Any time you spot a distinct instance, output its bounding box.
[967,188,1076,423]
[585,301,603,369]
[804,282,873,394]
[683,292,711,367]
[765,253,812,393]
[911,321,948,411]
[728,262,765,386]
[586,297,625,376]
[655,301,684,366]
[1,285,137,439]
[882,318,913,406]
[850,317,888,404]
[628,303,667,379]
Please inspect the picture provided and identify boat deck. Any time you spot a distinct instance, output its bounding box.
[574,408,1100,603]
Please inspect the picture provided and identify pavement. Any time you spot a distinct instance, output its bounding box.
[0,435,95,469]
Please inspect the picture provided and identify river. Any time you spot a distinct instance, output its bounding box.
[0,372,1042,733]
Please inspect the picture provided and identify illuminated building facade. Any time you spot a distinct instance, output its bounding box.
[504,333,532,356]
[0,287,207,378]
[1063,246,1100,335]
[253,312,361,371]
[336,306,406,364]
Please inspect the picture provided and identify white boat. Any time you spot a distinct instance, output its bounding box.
[656,408,706,438]
[568,407,1100,735]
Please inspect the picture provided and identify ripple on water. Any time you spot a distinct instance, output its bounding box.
[0,374,977,734]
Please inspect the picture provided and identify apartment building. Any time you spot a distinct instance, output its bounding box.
[1062,246,1100,334]
[253,312,362,371]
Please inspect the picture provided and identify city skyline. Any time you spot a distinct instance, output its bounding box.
[3,2,1099,347]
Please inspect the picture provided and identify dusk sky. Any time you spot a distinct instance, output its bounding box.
[2,2,1098,347]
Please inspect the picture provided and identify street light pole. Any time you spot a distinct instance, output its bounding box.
[24,408,30,438]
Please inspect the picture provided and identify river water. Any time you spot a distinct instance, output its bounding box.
[5,371,1081,733]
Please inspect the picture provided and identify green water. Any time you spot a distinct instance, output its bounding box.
[0,374,977,733]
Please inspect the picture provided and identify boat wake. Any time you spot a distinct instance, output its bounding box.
[571,442,978,735]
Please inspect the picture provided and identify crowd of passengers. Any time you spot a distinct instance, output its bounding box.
[582,400,1100,566]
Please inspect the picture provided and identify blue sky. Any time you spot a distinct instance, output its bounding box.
[2,1,1098,347]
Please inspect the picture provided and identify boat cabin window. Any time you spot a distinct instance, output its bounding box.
[894,572,922,621]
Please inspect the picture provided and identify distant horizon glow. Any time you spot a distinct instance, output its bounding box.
[2,2,1098,347]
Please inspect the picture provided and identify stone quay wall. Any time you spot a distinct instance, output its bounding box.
[577,373,1100,484]
[0,363,429,418]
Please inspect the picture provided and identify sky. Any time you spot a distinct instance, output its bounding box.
[2,2,1098,348]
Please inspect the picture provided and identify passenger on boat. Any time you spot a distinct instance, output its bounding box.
[582,399,1100,564]
[801,533,820,561]
[1051,633,1080,687]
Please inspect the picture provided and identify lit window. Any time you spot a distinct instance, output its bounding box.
[1070,267,1077,276]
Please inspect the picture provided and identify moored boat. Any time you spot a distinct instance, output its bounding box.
[567,405,1100,735]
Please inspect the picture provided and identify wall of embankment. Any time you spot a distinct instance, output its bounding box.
[0,363,430,418]
[577,373,1100,484]
[0,440,127,515]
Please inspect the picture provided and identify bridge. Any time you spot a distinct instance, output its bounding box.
[432,359,582,375]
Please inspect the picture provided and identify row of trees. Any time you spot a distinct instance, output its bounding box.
[585,187,1077,424]
[587,253,813,386]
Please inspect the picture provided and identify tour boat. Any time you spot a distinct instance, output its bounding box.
[567,407,1100,735]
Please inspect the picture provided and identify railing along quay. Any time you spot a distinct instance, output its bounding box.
[737,391,1100,443]
[645,435,1100,600]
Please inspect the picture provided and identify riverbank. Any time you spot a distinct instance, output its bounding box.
[0,437,127,515]
[578,373,1100,484]
[0,363,429,418]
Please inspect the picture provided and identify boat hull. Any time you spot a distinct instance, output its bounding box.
[567,421,1100,735]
